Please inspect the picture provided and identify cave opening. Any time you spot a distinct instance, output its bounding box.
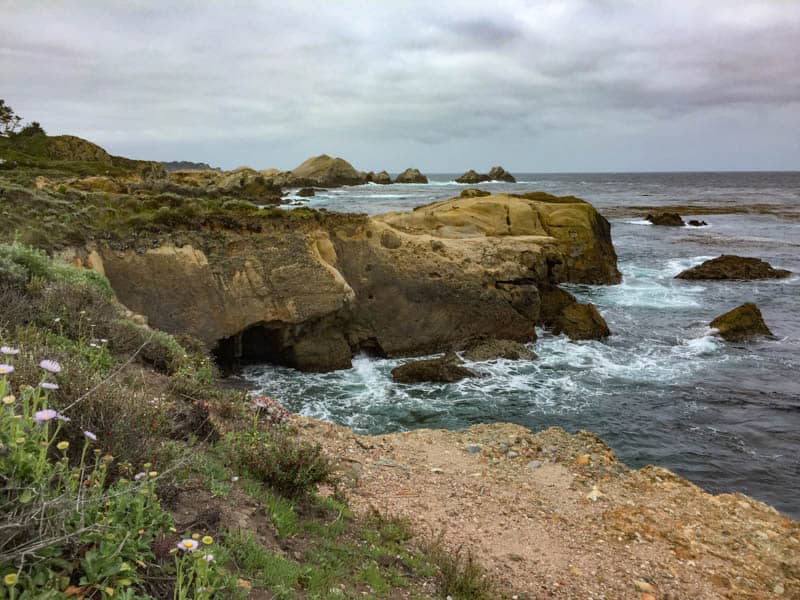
[212,323,289,374]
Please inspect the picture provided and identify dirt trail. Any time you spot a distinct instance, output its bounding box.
[297,418,799,599]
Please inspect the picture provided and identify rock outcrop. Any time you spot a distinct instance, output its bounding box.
[550,303,611,340]
[394,168,428,184]
[391,353,477,383]
[676,255,791,280]
[366,171,392,185]
[291,155,366,187]
[646,212,685,226]
[460,188,490,198]
[462,339,537,361]
[81,192,619,372]
[456,166,516,184]
[296,187,315,197]
[710,303,773,341]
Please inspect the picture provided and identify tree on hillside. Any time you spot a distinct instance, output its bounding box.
[0,99,23,136]
[18,121,46,136]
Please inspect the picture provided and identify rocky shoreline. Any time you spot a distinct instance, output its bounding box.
[296,416,800,599]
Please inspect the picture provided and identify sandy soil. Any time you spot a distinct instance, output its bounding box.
[297,418,799,599]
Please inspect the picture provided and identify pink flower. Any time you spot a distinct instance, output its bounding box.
[41,382,59,390]
[0,364,14,375]
[0,346,19,355]
[177,539,199,552]
[39,360,62,374]
[84,431,97,441]
[134,472,146,480]
[34,409,58,422]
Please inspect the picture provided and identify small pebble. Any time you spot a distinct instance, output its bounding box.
[465,444,481,454]
[527,460,542,470]
[507,451,519,459]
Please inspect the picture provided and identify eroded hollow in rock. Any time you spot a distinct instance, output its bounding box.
[213,323,289,374]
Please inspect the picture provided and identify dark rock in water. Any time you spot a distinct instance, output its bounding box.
[391,352,477,383]
[462,339,537,362]
[710,303,773,341]
[487,166,516,182]
[394,168,428,184]
[676,255,791,280]
[551,303,611,340]
[460,188,491,198]
[455,169,483,184]
[687,219,707,227]
[456,166,515,183]
[646,212,685,226]
[296,187,315,197]
[367,170,392,184]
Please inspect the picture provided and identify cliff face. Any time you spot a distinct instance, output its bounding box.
[83,193,620,371]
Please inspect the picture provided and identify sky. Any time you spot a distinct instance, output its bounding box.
[1,0,799,172]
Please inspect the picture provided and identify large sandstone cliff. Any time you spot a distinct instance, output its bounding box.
[79,193,620,371]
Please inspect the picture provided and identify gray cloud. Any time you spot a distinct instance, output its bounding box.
[1,0,798,171]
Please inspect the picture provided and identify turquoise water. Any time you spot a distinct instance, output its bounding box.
[244,172,800,517]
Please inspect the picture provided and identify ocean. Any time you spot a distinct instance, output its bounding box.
[242,172,800,517]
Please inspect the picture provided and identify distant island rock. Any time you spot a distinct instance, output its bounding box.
[394,168,428,184]
[162,161,221,172]
[366,170,392,184]
[646,212,685,226]
[291,154,366,187]
[455,166,516,184]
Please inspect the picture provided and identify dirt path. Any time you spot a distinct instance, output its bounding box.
[297,418,799,599]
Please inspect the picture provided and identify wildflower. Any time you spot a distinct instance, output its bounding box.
[100,338,108,343]
[33,409,58,422]
[0,346,19,355]
[2,396,14,405]
[89,343,100,349]
[201,535,213,545]
[39,359,62,373]
[102,454,114,462]
[41,382,59,390]
[191,533,200,540]
[134,472,146,480]
[57,414,71,422]
[57,441,69,451]
[177,539,199,552]
[3,573,18,586]
[202,554,214,562]
[0,364,14,375]
[84,431,97,441]
[148,470,158,477]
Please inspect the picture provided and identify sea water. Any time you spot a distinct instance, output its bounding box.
[247,172,800,517]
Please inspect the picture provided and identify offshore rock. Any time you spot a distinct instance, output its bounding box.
[710,303,773,341]
[83,192,619,372]
[296,187,315,197]
[676,255,791,280]
[646,212,685,226]
[366,170,392,184]
[462,339,537,362]
[455,166,516,183]
[291,154,367,187]
[391,353,477,383]
[550,302,611,340]
[394,168,428,184]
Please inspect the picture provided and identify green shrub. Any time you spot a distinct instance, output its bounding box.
[221,429,333,498]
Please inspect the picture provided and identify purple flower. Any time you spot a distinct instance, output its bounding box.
[177,539,199,552]
[0,346,19,355]
[39,360,62,374]
[41,382,59,390]
[134,472,146,480]
[0,364,14,376]
[34,409,58,422]
[83,431,97,441]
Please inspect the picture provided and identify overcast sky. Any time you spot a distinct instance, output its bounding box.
[2,0,799,172]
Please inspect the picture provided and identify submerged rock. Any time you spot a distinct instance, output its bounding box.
[646,212,685,226]
[676,255,791,280]
[391,353,477,384]
[687,219,707,227]
[394,168,428,184]
[462,339,537,362]
[296,187,315,197]
[710,303,773,341]
[551,303,611,340]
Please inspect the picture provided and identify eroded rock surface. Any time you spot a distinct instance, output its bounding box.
[82,192,619,371]
[391,353,477,383]
[462,339,537,361]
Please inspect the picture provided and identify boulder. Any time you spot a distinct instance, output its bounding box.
[391,353,477,383]
[537,284,578,326]
[687,219,707,227]
[291,154,367,187]
[460,188,491,198]
[710,303,773,342]
[487,166,516,182]
[646,212,685,226]
[367,171,392,185]
[296,187,315,197]
[550,303,611,340]
[676,255,791,280]
[394,168,428,184]
[455,169,484,184]
[462,339,537,362]
[216,168,282,201]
